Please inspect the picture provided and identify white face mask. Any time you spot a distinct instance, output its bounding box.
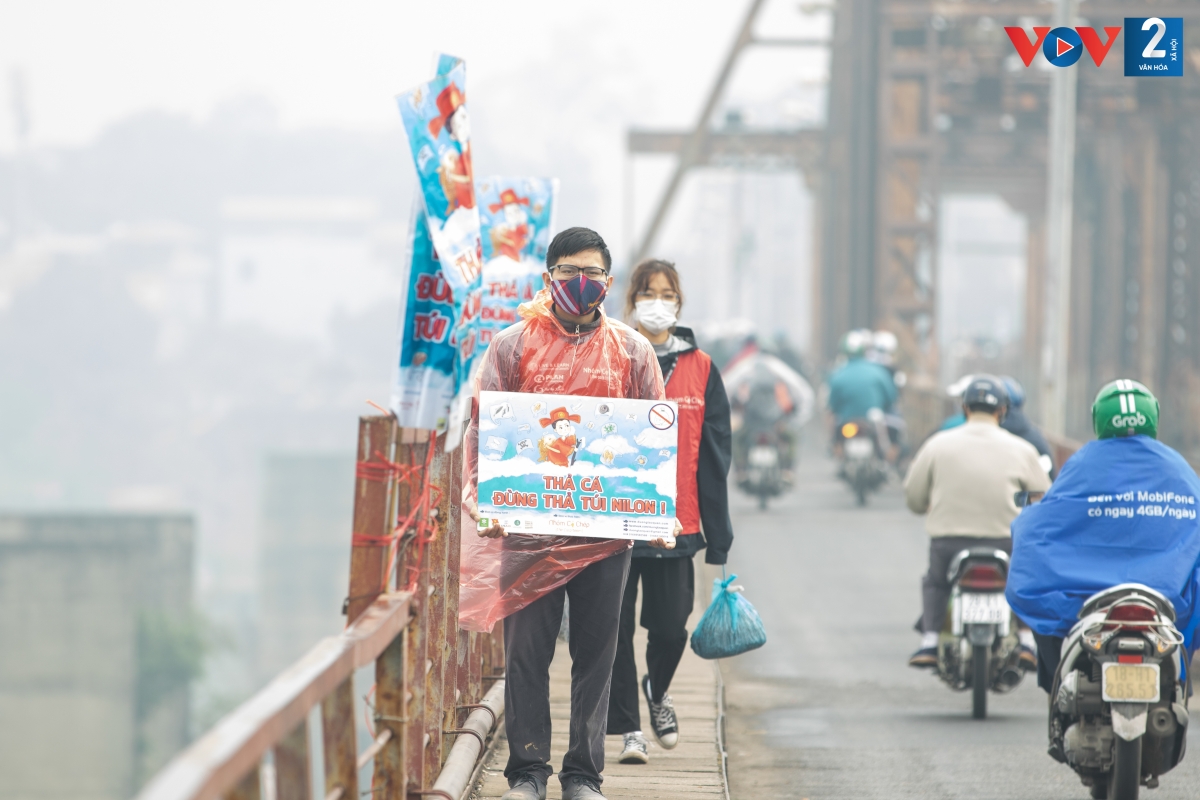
[635,299,679,335]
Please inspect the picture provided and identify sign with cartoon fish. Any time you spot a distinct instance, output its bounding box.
[476,390,679,539]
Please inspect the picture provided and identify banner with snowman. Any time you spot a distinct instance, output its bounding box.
[476,391,679,540]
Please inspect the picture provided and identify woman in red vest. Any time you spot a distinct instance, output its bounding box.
[606,259,734,764]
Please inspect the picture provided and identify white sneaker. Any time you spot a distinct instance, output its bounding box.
[618,731,649,764]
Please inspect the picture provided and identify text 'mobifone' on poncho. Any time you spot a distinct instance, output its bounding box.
[1006,435,1200,646]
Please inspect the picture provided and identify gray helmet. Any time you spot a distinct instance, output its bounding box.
[962,375,1010,414]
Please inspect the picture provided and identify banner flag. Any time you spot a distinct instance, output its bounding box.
[477,177,559,350]
[396,57,485,447]
[390,194,458,431]
[395,61,482,295]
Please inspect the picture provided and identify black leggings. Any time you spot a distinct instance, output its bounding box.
[606,557,695,734]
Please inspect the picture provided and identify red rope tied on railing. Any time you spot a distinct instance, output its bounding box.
[354,450,407,484]
[395,431,441,593]
[348,430,443,596]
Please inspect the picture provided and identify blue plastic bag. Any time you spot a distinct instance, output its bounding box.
[690,573,767,659]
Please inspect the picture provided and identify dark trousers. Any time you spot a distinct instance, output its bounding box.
[922,536,1012,634]
[1034,632,1065,693]
[606,557,695,735]
[503,548,631,787]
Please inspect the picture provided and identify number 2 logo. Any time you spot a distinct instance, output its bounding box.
[1141,17,1166,59]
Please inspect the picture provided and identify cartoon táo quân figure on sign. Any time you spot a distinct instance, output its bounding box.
[537,407,586,467]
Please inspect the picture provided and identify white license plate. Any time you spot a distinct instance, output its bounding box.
[959,592,1009,624]
[845,438,874,459]
[1102,662,1160,703]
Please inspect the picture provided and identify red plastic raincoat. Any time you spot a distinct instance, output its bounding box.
[459,289,665,631]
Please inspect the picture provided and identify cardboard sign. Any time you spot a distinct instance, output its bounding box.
[477,391,679,539]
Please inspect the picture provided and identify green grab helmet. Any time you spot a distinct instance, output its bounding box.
[1092,379,1159,440]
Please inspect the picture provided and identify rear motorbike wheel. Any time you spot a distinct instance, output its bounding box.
[971,644,988,719]
[854,481,868,506]
[1107,736,1142,800]
[758,493,768,511]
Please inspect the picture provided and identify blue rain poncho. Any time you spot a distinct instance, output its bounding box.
[1006,436,1200,646]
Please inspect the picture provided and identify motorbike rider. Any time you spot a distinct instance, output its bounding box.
[937,375,1055,478]
[999,376,1056,478]
[827,331,898,458]
[904,375,1051,668]
[606,259,735,765]
[1006,379,1200,692]
[724,337,814,481]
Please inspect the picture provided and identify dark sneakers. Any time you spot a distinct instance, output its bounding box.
[561,776,607,800]
[501,773,547,800]
[907,647,938,668]
[642,674,679,748]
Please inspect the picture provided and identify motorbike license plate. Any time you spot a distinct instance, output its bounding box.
[845,438,873,459]
[1101,662,1160,703]
[748,446,778,468]
[958,592,1008,624]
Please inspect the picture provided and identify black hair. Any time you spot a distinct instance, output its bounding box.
[546,227,612,271]
[965,401,1002,414]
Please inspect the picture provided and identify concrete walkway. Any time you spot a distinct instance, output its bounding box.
[473,561,728,800]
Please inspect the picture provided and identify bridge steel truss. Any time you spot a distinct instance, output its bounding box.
[631,0,1200,454]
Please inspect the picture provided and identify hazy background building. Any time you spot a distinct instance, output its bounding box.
[0,514,194,799]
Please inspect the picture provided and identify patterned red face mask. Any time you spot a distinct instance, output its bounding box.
[550,275,608,316]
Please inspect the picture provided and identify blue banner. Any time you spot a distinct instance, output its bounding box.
[477,177,558,350]
[391,196,457,430]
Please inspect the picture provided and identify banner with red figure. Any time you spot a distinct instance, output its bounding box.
[477,177,559,350]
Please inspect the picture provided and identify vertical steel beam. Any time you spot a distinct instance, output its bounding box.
[321,677,359,800]
[223,767,261,800]
[273,721,310,800]
[422,435,450,777]
[347,416,400,623]
[375,629,407,800]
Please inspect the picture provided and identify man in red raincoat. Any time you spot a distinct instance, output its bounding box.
[463,228,675,800]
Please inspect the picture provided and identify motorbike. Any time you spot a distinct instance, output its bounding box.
[738,430,788,510]
[934,548,1025,719]
[836,412,888,506]
[1048,584,1189,799]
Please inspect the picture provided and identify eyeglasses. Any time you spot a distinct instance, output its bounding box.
[635,289,680,304]
[551,265,608,280]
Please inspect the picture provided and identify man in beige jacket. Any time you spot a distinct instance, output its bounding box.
[903,375,1051,667]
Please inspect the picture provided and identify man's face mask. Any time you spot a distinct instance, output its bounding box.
[550,274,608,316]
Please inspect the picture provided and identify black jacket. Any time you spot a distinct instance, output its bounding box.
[1002,407,1057,478]
[632,327,735,564]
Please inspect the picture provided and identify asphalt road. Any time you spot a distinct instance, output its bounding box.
[719,443,1200,800]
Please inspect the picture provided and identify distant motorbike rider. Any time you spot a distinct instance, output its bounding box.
[827,331,898,458]
[904,375,1051,668]
[724,338,814,480]
[1006,379,1200,692]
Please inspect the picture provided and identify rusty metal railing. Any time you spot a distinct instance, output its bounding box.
[137,416,504,800]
